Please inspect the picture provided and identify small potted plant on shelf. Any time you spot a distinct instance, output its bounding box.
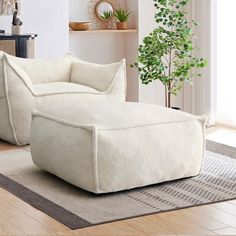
[114,9,131,30]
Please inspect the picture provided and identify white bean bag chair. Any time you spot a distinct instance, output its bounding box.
[0,52,126,145]
[31,102,206,194]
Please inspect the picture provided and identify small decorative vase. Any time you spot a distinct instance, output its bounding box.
[116,22,128,30]
[12,25,23,35]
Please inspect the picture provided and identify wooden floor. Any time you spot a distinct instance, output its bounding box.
[1,127,236,235]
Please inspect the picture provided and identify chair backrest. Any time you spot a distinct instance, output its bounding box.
[4,53,73,84]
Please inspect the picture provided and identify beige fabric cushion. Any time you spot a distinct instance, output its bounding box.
[71,59,126,93]
[31,102,206,194]
[6,54,73,84]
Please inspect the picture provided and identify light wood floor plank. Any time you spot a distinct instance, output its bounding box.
[6,213,57,235]
[0,188,70,233]
[0,216,25,235]
[214,226,236,235]
[163,206,229,231]
[212,201,236,217]
[228,200,236,206]
[152,212,215,235]
[192,205,236,228]
[0,139,23,151]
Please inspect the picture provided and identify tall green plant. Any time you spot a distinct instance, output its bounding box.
[131,0,207,108]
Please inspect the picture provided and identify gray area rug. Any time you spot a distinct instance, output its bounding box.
[0,140,236,229]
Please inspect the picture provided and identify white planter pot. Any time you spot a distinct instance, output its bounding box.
[12,25,23,35]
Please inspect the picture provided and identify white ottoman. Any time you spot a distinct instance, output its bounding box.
[30,102,206,194]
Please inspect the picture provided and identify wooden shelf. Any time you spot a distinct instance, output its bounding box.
[69,29,138,33]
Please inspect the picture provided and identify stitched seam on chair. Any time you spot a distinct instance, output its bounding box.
[32,111,206,132]
[105,59,126,94]
[92,127,100,193]
[35,91,104,97]
[3,60,21,146]
[4,55,35,96]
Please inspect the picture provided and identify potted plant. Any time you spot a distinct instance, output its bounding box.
[131,0,207,108]
[114,9,131,30]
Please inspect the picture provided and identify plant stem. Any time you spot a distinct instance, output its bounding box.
[165,85,168,107]
[168,82,171,108]
[168,49,172,108]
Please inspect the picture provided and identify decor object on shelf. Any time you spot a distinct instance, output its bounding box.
[69,22,92,31]
[114,8,131,30]
[30,101,206,194]
[1,0,21,15]
[131,0,207,108]
[88,0,120,29]
[0,52,127,145]
[11,1,22,35]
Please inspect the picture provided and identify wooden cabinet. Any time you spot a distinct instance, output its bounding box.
[0,34,37,58]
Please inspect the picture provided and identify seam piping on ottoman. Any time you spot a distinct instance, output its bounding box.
[32,112,97,131]
[98,118,207,131]
[3,59,21,146]
[92,127,100,193]
[32,111,207,132]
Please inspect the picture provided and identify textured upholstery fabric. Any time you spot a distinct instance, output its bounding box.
[71,59,126,92]
[6,54,73,84]
[0,52,127,145]
[34,82,99,96]
[31,102,206,194]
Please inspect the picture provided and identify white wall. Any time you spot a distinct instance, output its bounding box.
[126,0,139,102]
[0,0,69,58]
[184,0,212,116]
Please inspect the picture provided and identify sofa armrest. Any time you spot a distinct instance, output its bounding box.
[70,59,127,101]
[2,54,35,96]
[0,53,36,145]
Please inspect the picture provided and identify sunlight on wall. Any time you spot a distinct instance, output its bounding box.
[217,0,236,125]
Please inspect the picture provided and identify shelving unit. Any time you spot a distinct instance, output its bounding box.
[69,29,138,33]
